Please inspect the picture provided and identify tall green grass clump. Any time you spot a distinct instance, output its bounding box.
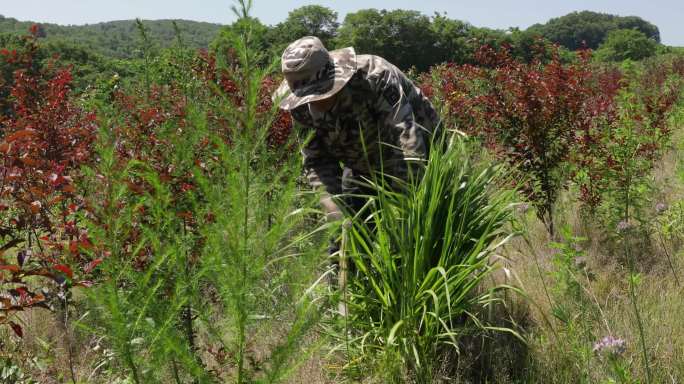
[77,2,329,383]
[342,135,519,382]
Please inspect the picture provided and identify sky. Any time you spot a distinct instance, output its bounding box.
[0,0,682,46]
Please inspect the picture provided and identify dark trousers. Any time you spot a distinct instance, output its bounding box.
[327,168,376,286]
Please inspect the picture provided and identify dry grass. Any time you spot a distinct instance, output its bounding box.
[511,231,684,383]
[495,137,684,383]
[1,303,117,383]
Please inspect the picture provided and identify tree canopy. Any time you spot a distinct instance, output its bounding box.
[269,5,339,49]
[0,6,672,83]
[211,16,271,58]
[336,9,440,72]
[595,29,658,62]
[526,11,660,50]
[0,16,221,58]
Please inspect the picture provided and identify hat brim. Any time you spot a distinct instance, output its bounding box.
[273,47,356,111]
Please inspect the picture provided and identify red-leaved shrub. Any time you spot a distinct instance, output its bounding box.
[0,28,98,336]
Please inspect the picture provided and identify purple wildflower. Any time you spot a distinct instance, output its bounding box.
[593,335,626,357]
[16,249,29,267]
[516,203,530,214]
[655,203,668,215]
[616,220,633,233]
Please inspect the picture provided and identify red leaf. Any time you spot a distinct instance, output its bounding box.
[75,280,94,288]
[0,265,20,273]
[79,237,93,250]
[30,201,42,214]
[49,195,65,205]
[9,321,23,337]
[177,211,193,220]
[30,293,45,304]
[83,258,103,274]
[53,264,73,279]
[69,241,78,254]
[13,287,28,303]
[5,129,36,142]
[23,268,55,279]
[20,157,38,166]
[62,184,76,193]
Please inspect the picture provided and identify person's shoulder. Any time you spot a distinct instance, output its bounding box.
[356,54,396,77]
[353,54,403,93]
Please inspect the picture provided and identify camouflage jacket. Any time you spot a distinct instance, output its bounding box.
[290,54,440,195]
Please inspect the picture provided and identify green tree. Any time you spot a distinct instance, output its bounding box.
[430,13,472,65]
[458,26,545,64]
[336,9,439,72]
[268,5,339,49]
[0,16,221,59]
[615,16,660,42]
[0,33,43,118]
[42,38,122,91]
[210,16,271,62]
[526,11,660,50]
[595,29,658,62]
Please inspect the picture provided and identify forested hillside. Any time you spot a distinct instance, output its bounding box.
[0,8,670,68]
[527,11,661,50]
[0,15,221,58]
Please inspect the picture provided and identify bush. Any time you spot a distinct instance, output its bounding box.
[424,45,597,234]
[595,29,658,62]
[572,59,684,227]
[0,26,97,343]
[341,135,519,382]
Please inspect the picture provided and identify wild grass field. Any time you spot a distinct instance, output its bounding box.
[1,2,684,383]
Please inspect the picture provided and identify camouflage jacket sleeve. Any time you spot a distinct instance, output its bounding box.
[291,106,342,195]
[365,58,433,180]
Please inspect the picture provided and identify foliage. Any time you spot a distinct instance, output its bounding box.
[428,14,472,65]
[211,17,272,63]
[4,7,672,82]
[40,38,129,91]
[526,11,660,50]
[1,4,683,384]
[0,32,39,117]
[425,47,683,236]
[75,3,326,383]
[0,357,34,384]
[0,27,98,339]
[572,59,684,227]
[342,136,518,382]
[425,45,597,234]
[595,29,658,62]
[429,16,556,66]
[269,5,339,50]
[572,62,682,383]
[336,9,439,72]
[0,15,221,59]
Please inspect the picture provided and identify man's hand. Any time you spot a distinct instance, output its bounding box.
[320,194,343,222]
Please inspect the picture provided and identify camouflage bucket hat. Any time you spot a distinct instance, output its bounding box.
[273,36,356,111]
